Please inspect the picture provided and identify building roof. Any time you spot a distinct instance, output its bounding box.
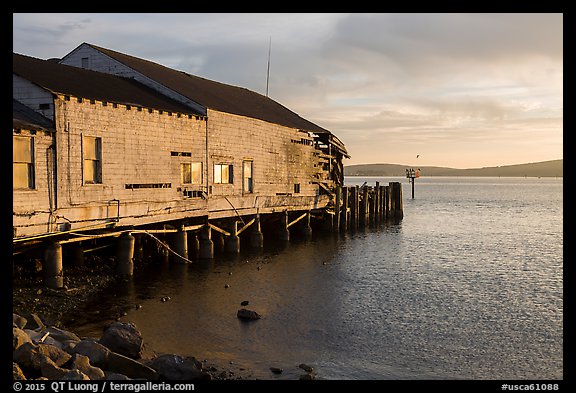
[81,44,346,148]
[13,53,200,115]
[13,99,54,132]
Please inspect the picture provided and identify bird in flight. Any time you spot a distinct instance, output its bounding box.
[416,155,420,158]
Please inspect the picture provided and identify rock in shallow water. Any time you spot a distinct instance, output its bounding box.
[270,367,283,374]
[149,354,210,380]
[99,322,143,359]
[237,308,261,320]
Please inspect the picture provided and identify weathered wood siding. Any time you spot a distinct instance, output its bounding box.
[207,109,319,197]
[52,95,207,222]
[59,45,205,114]
[12,129,55,237]
[13,75,55,120]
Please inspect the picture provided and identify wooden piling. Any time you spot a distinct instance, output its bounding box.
[172,225,188,263]
[341,186,349,232]
[380,185,386,221]
[198,224,214,259]
[225,221,241,253]
[133,234,144,263]
[361,185,369,228]
[389,182,404,219]
[369,187,376,226]
[250,214,264,249]
[116,232,135,276]
[302,211,313,239]
[351,185,359,230]
[396,182,404,219]
[279,211,290,241]
[375,182,381,224]
[334,186,341,233]
[384,185,390,219]
[70,243,85,268]
[188,233,200,259]
[214,232,225,252]
[44,241,63,289]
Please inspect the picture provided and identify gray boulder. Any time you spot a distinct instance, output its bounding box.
[13,342,71,370]
[13,362,26,380]
[43,327,81,343]
[39,356,69,380]
[69,354,105,380]
[25,330,64,349]
[13,327,32,351]
[99,322,143,359]
[22,313,46,330]
[13,313,28,329]
[149,354,210,380]
[70,340,110,369]
[107,351,158,380]
[60,340,78,353]
[62,369,91,380]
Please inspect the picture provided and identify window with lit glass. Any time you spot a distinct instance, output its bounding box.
[243,160,253,193]
[83,136,102,184]
[181,162,203,184]
[13,136,35,189]
[214,163,233,184]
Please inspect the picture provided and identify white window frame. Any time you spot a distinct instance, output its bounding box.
[13,135,35,190]
[243,160,253,193]
[214,163,233,184]
[181,162,203,184]
[82,135,102,185]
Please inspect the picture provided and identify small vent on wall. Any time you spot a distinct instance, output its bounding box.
[125,183,171,189]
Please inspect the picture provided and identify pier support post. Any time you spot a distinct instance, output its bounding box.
[188,233,200,259]
[44,241,63,289]
[383,185,390,220]
[375,182,380,225]
[250,215,264,249]
[369,187,376,226]
[279,211,290,241]
[70,243,85,268]
[225,221,241,253]
[214,233,225,252]
[116,232,135,277]
[361,186,369,228]
[389,182,396,217]
[389,182,404,220]
[396,182,404,219]
[133,234,144,263]
[172,225,188,263]
[334,186,341,233]
[379,186,385,221]
[351,185,359,231]
[302,211,313,239]
[323,211,334,232]
[341,186,349,232]
[199,225,214,259]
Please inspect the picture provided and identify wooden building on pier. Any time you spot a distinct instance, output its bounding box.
[13,45,348,242]
[13,44,406,287]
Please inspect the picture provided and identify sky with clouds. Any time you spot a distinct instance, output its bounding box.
[13,13,563,168]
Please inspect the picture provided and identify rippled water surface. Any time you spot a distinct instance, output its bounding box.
[70,177,563,380]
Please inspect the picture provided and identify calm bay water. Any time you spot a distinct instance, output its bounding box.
[70,177,563,380]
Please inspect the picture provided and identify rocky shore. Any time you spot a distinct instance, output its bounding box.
[12,253,253,380]
[12,253,119,327]
[12,253,319,381]
[13,314,230,380]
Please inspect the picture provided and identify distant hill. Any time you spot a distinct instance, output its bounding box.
[344,159,563,177]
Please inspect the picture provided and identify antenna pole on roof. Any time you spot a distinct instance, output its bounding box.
[266,36,271,97]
